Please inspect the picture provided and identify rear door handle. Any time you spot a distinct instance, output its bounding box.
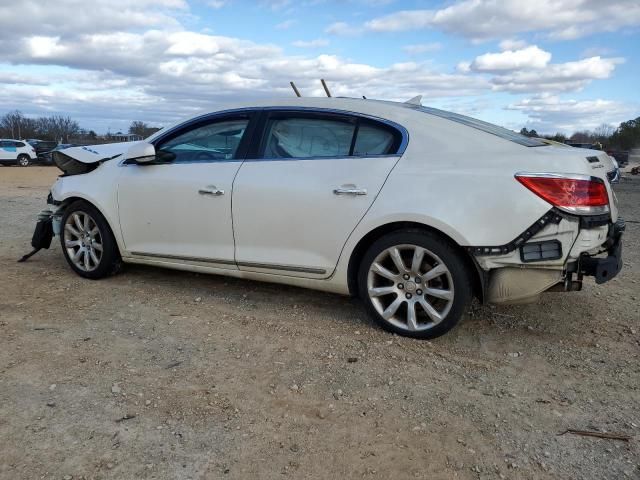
[333,186,367,196]
[198,186,224,196]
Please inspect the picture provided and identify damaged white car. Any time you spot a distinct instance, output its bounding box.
[25,97,625,339]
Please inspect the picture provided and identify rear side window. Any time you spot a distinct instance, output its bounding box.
[353,123,395,155]
[260,113,403,159]
[13,141,25,147]
[263,117,355,159]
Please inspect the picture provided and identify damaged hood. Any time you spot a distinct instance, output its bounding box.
[54,141,141,175]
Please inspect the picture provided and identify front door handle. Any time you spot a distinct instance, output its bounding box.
[198,186,225,196]
[333,185,367,196]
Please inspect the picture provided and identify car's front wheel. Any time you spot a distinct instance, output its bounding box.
[60,200,121,279]
[17,154,31,167]
[358,230,472,339]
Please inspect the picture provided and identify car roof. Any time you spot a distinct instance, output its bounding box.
[147,97,544,147]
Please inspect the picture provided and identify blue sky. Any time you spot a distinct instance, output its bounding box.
[0,0,638,134]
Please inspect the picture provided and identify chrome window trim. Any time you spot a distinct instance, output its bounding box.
[147,106,409,158]
[260,106,409,156]
[148,107,258,145]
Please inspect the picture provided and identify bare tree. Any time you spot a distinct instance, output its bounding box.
[1,110,22,138]
[36,115,80,142]
[593,123,615,142]
[129,120,161,138]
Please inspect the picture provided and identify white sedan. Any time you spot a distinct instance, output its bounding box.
[29,97,624,338]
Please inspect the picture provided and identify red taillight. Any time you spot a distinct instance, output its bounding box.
[515,174,609,215]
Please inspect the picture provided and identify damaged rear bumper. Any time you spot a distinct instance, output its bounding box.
[479,216,625,305]
[573,217,625,285]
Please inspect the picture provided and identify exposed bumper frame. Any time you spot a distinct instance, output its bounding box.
[577,218,625,284]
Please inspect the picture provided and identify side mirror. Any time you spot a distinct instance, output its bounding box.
[124,142,156,164]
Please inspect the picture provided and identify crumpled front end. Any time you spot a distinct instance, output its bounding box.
[53,142,136,176]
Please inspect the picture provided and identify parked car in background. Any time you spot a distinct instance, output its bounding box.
[31,98,624,339]
[566,142,601,150]
[606,150,629,167]
[0,139,38,166]
[39,144,79,165]
[27,140,59,164]
[535,138,571,148]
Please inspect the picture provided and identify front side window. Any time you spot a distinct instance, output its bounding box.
[158,118,249,162]
[263,117,355,159]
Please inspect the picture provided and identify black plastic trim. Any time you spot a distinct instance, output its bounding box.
[579,213,610,228]
[519,240,562,263]
[579,218,624,284]
[467,209,563,256]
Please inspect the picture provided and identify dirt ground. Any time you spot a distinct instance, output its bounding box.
[1,166,638,480]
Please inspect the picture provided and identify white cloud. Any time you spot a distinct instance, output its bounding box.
[325,22,362,36]
[498,38,527,51]
[292,38,330,48]
[275,19,296,30]
[364,0,640,41]
[402,43,442,55]
[456,61,471,73]
[261,0,292,11]
[506,94,635,133]
[0,28,487,131]
[470,46,551,72]
[0,0,186,38]
[490,56,623,93]
[207,0,228,8]
[456,44,623,93]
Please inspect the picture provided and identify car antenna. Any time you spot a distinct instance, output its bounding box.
[404,95,422,105]
[290,81,302,97]
[320,78,332,97]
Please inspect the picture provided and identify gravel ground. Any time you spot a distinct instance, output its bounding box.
[1,166,639,480]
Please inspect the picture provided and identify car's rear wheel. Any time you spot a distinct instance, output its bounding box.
[60,201,121,279]
[17,154,31,167]
[358,230,472,339]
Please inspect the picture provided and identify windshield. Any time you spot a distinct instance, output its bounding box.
[409,105,546,147]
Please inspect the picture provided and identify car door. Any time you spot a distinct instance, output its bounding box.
[232,109,406,278]
[0,140,15,160]
[116,111,257,267]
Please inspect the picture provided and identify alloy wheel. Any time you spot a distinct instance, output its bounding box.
[63,211,103,272]
[366,244,455,332]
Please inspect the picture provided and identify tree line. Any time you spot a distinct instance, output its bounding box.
[0,110,159,143]
[520,117,640,151]
[0,110,85,143]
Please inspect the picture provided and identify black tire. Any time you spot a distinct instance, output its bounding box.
[59,200,122,279]
[17,154,31,167]
[357,229,472,339]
